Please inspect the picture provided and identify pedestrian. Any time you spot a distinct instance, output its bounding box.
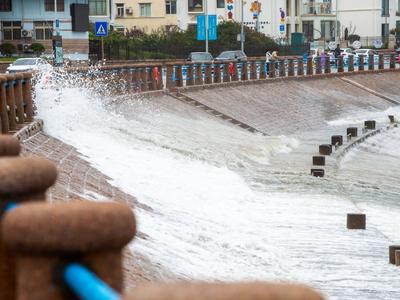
[265,51,272,75]
[334,44,341,66]
[271,51,279,71]
[320,49,326,69]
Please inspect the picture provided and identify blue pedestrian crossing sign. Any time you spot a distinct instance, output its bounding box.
[95,22,108,37]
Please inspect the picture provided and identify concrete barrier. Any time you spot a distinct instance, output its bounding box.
[311,169,325,177]
[346,214,366,230]
[0,156,57,300]
[389,245,400,264]
[319,144,332,155]
[364,120,376,130]
[2,201,136,300]
[122,283,325,300]
[313,156,325,166]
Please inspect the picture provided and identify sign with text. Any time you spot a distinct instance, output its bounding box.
[197,15,217,41]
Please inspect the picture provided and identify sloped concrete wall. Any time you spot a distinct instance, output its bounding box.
[182,75,395,135]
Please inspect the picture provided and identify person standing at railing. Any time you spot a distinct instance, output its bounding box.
[334,44,341,66]
[271,51,279,72]
[265,51,272,75]
[320,50,327,69]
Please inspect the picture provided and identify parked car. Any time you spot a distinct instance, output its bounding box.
[6,58,51,73]
[215,50,247,62]
[187,52,213,63]
[353,49,379,65]
[340,48,355,64]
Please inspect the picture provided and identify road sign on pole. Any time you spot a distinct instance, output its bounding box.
[95,22,108,37]
[208,15,217,41]
[197,15,206,41]
[197,15,217,41]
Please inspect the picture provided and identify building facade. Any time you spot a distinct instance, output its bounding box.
[333,0,400,46]
[0,0,114,59]
[112,0,177,33]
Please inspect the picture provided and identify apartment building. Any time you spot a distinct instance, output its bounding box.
[0,0,113,58]
[112,0,178,32]
[286,0,400,45]
[333,0,400,42]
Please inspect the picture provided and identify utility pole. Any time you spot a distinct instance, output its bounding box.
[241,0,244,52]
[54,0,58,35]
[335,0,339,43]
[205,0,209,53]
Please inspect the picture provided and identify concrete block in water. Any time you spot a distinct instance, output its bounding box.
[347,127,358,138]
[389,245,400,264]
[311,169,325,177]
[319,144,332,155]
[396,250,400,266]
[364,120,376,130]
[331,135,343,146]
[313,156,325,166]
[346,214,366,230]
[389,115,395,123]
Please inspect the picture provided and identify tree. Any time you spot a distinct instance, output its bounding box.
[30,43,45,57]
[0,43,16,57]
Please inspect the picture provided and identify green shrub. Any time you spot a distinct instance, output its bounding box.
[348,34,360,43]
[0,43,16,57]
[30,43,45,57]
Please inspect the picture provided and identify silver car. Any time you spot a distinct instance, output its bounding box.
[215,50,247,62]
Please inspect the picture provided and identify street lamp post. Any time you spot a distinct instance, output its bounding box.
[205,0,209,53]
[241,0,244,52]
[335,0,339,43]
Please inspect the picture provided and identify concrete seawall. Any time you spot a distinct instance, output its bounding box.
[178,71,398,135]
[19,69,400,289]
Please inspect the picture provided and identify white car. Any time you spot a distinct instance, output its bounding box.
[340,48,355,64]
[6,58,51,73]
[354,49,379,65]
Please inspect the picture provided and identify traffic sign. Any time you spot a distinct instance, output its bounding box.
[373,39,383,49]
[56,19,60,28]
[95,22,108,37]
[352,40,362,49]
[328,41,337,50]
[279,24,285,32]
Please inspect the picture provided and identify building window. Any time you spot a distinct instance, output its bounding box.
[217,0,224,9]
[34,21,53,40]
[303,0,331,15]
[286,0,291,16]
[44,0,64,11]
[295,0,299,16]
[2,21,21,40]
[382,23,389,37]
[89,0,107,16]
[0,0,11,11]
[139,3,151,17]
[188,0,203,12]
[302,20,313,42]
[116,3,124,17]
[382,0,389,16]
[166,0,176,14]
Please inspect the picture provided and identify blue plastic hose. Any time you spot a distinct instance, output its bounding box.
[4,202,17,212]
[64,263,120,300]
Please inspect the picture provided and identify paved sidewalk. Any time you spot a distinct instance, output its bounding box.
[21,132,174,287]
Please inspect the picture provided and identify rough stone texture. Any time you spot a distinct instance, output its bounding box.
[122,282,325,300]
[348,71,400,102]
[0,135,20,156]
[0,157,57,197]
[183,76,392,135]
[20,132,174,287]
[3,201,136,254]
